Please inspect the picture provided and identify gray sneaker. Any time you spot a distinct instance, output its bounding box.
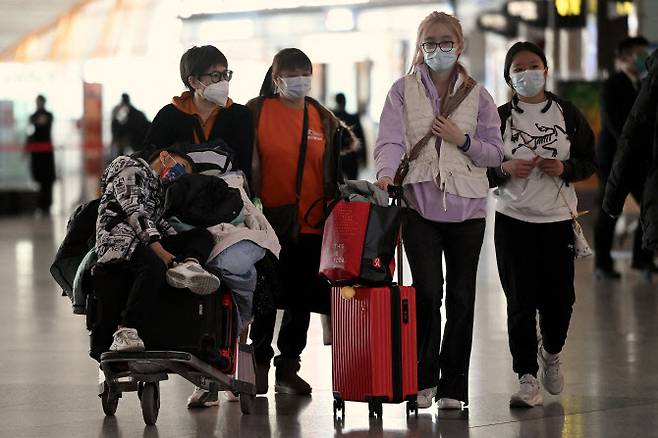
[187,387,219,408]
[510,374,543,407]
[166,261,220,295]
[538,346,564,395]
[109,328,145,352]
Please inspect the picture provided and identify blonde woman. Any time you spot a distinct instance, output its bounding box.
[374,11,503,410]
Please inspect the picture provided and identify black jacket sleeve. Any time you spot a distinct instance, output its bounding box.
[560,102,597,183]
[142,105,177,148]
[603,70,658,217]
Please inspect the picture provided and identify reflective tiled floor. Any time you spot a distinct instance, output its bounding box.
[0,211,657,438]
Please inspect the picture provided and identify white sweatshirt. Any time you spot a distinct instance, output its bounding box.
[494,99,577,223]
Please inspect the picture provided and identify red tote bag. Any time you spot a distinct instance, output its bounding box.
[319,200,400,285]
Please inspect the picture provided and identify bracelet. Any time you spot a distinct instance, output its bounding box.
[500,163,510,177]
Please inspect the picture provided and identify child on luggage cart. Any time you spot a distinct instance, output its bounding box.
[95,146,221,352]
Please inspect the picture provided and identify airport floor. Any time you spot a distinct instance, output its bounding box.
[0,211,657,438]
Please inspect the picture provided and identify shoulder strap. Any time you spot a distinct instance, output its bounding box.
[193,119,208,144]
[295,104,310,202]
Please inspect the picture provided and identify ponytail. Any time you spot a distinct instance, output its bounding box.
[259,66,277,97]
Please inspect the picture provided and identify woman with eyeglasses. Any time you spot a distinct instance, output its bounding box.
[246,48,353,396]
[373,11,503,411]
[488,41,595,408]
[144,45,254,186]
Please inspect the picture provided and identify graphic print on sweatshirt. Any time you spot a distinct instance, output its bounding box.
[510,123,568,158]
[495,100,578,223]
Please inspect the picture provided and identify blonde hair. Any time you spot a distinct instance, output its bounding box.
[410,11,466,74]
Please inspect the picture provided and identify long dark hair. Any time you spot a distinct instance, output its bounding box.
[259,48,313,97]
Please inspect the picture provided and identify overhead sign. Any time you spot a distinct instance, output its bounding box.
[506,0,548,26]
[477,10,519,37]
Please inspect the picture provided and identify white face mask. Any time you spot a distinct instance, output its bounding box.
[200,80,229,107]
[424,49,458,72]
[510,70,546,98]
[277,76,312,100]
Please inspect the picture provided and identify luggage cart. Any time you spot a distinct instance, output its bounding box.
[98,343,257,425]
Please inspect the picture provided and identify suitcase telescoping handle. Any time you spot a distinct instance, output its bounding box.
[388,185,405,286]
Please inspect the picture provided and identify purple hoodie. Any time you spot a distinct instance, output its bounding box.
[374,63,504,222]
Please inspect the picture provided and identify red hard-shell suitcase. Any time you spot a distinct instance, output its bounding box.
[330,187,418,419]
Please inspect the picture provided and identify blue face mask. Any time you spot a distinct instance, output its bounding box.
[424,49,458,72]
[510,70,546,98]
[160,162,185,184]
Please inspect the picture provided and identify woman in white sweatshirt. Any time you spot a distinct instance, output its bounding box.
[488,41,596,408]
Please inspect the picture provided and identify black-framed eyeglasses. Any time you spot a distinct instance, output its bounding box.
[421,41,455,54]
[199,70,233,83]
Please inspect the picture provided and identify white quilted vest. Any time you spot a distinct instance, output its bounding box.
[403,71,489,199]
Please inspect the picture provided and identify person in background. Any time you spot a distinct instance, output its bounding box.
[333,92,367,180]
[604,48,658,278]
[110,93,150,157]
[247,48,352,396]
[143,45,253,187]
[489,41,596,407]
[374,12,503,411]
[594,36,654,279]
[26,95,55,216]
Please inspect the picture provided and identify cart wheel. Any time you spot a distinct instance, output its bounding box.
[368,401,375,418]
[140,382,160,425]
[239,393,254,415]
[100,382,119,416]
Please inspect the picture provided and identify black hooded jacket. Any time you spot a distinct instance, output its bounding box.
[603,49,658,251]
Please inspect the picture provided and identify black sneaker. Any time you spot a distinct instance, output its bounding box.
[274,357,312,395]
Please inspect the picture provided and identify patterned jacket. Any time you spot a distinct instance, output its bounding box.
[96,155,175,264]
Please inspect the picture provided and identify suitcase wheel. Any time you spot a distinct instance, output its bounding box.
[368,401,383,419]
[333,398,345,419]
[139,382,160,426]
[406,400,418,418]
[240,393,255,415]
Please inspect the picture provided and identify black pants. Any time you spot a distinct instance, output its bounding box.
[494,213,576,378]
[402,209,485,404]
[101,228,214,329]
[594,177,653,269]
[36,180,53,212]
[30,151,55,212]
[250,233,330,365]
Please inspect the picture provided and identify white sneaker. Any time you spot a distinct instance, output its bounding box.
[510,374,543,407]
[187,387,219,408]
[417,387,437,409]
[166,261,220,295]
[437,398,462,410]
[538,346,564,395]
[222,391,240,402]
[109,328,145,352]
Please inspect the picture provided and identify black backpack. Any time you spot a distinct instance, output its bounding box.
[50,198,100,299]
